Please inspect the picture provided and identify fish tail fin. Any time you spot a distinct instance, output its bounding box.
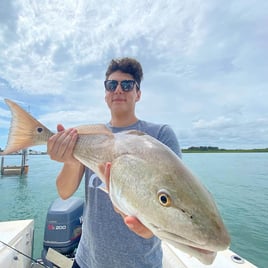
[1,99,54,155]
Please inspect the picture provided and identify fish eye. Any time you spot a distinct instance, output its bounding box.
[36,127,43,133]
[157,190,172,207]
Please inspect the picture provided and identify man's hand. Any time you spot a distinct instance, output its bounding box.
[103,162,154,239]
[47,124,79,164]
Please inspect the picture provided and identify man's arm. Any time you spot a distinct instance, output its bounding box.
[159,124,182,158]
[47,124,85,199]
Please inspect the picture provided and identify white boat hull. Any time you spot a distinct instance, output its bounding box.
[0,219,258,268]
[162,242,257,268]
[0,220,34,268]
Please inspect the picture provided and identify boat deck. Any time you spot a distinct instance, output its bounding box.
[0,219,258,268]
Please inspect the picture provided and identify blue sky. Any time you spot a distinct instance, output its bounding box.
[0,0,267,150]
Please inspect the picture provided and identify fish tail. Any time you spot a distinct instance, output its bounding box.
[1,99,54,155]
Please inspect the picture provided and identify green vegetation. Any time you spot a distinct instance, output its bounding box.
[182,146,268,153]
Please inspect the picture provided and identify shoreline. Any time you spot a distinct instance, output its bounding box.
[1,149,268,155]
[182,148,268,153]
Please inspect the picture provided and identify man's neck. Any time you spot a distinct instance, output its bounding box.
[110,115,138,128]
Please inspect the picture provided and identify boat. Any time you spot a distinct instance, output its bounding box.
[0,197,258,268]
[0,219,34,267]
[162,242,257,268]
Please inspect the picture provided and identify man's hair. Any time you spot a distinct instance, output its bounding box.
[105,57,143,88]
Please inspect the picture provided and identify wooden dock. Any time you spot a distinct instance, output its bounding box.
[1,149,29,176]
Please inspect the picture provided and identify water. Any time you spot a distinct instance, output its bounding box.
[0,153,267,267]
[0,155,85,262]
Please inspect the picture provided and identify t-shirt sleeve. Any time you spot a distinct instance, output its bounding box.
[157,124,182,158]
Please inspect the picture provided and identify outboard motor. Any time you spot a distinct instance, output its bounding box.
[41,197,84,267]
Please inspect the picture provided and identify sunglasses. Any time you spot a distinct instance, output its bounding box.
[104,80,139,92]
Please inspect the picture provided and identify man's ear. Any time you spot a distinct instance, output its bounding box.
[135,90,141,102]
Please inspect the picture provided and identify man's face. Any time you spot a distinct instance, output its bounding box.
[105,71,141,115]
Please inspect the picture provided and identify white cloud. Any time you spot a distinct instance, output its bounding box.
[39,108,110,131]
[0,107,10,118]
[193,117,235,130]
[0,0,207,93]
[0,0,267,149]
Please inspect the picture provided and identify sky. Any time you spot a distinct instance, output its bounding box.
[0,0,267,150]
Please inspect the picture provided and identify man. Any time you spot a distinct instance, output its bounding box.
[48,57,181,268]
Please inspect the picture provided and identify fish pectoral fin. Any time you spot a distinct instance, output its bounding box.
[99,186,109,194]
[97,163,111,193]
[75,124,113,136]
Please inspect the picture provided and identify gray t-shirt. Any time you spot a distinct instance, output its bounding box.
[75,120,181,268]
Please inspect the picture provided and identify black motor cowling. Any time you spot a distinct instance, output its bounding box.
[41,197,84,266]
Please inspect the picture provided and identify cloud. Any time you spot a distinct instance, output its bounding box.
[39,107,110,131]
[0,0,267,149]
[0,106,10,119]
[0,0,207,94]
[193,117,235,130]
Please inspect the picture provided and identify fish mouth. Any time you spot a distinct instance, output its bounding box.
[162,239,217,265]
[163,233,216,255]
[162,235,217,265]
[154,227,211,250]
[152,226,218,264]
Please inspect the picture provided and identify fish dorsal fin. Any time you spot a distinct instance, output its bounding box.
[125,130,146,136]
[75,124,113,136]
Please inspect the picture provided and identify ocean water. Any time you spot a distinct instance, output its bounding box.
[0,153,267,267]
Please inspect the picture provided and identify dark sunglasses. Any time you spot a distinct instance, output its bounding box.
[104,80,139,92]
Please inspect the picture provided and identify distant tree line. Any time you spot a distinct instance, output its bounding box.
[182,146,268,153]
[186,146,220,151]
